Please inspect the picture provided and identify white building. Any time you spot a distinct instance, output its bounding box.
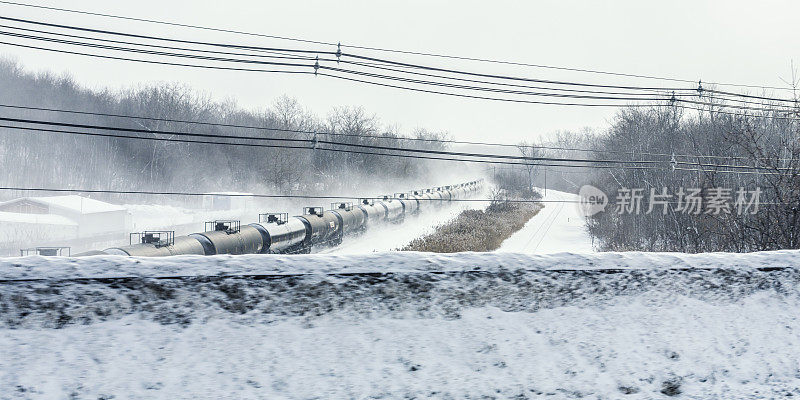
[0,211,79,251]
[0,195,130,237]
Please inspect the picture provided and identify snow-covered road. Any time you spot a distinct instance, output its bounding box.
[498,188,595,253]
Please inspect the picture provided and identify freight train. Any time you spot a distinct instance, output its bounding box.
[75,179,484,257]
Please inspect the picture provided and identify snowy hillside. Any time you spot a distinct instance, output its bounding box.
[2,250,800,398]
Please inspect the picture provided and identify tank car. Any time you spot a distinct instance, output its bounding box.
[190,220,264,255]
[357,198,386,226]
[102,231,206,257]
[394,192,419,215]
[451,184,465,200]
[251,213,307,253]
[330,202,367,235]
[430,188,445,206]
[418,189,436,208]
[439,186,453,202]
[74,179,480,258]
[295,207,343,248]
[377,195,404,222]
[411,190,430,211]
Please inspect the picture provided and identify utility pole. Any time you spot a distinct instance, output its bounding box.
[544,166,547,197]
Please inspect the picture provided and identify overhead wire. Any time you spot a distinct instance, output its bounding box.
[0,26,676,103]
[0,39,315,75]
[0,116,795,174]
[0,19,697,99]
[0,116,672,166]
[0,0,796,92]
[0,122,665,170]
[10,17,787,110]
[0,39,668,108]
[0,8,794,169]
[0,17,796,111]
[4,114,797,170]
[3,15,798,108]
[0,19,795,116]
[0,185,793,205]
[0,102,794,164]
[0,23,678,104]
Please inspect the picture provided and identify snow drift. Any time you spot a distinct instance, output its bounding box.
[2,251,800,398]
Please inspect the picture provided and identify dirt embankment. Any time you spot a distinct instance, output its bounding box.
[401,202,542,252]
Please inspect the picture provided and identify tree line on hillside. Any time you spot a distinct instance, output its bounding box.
[0,59,450,204]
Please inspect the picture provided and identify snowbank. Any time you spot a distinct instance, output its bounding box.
[4,294,799,399]
[3,250,800,398]
[2,249,799,281]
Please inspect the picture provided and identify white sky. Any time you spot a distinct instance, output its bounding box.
[0,0,798,144]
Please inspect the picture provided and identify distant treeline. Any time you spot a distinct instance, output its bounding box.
[0,59,450,202]
[586,105,800,252]
[492,93,800,252]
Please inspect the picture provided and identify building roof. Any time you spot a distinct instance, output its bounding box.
[0,211,78,226]
[0,195,127,214]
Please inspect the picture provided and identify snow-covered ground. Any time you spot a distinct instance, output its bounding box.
[5,295,799,399]
[2,250,800,398]
[499,188,595,254]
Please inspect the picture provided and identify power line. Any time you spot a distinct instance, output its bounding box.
[0,23,321,64]
[0,28,316,69]
[0,15,330,55]
[3,30,795,115]
[3,15,797,107]
[0,39,662,108]
[0,15,703,93]
[11,17,789,110]
[340,56,798,108]
[0,29,665,103]
[0,118,793,175]
[0,27,670,103]
[0,24,796,115]
[0,116,663,166]
[2,102,793,163]
[0,123,654,170]
[0,20,701,100]
[0,0,335,46]
[320,70,798,115]
[0,185,790,205]
[0,39,314,75]
[5,115,796,171]
[0,20,682,103]
[0,0,795,92]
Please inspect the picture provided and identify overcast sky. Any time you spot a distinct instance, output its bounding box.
[0,0,798,144]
